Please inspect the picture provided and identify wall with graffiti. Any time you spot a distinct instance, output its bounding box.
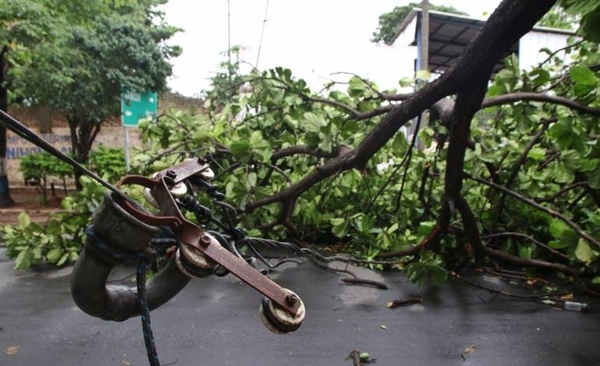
[6,127,143,185]
[6,93,204,187]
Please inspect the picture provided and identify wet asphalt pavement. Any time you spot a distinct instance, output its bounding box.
[1,247,599,366]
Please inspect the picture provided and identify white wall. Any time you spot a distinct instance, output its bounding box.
[518,31,572,71]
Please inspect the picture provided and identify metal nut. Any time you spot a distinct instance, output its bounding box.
[286,294,299,304]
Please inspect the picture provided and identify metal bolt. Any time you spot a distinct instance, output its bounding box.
[165,170,177,179]
[200,235,211,245]
[286,294,299,304]
[198,156,208,164]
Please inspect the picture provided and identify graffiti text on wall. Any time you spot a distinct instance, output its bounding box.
[6,134,72,159]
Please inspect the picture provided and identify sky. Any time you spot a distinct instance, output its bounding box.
[160,0,502,97]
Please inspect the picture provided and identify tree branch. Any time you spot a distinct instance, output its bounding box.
[270,145,343,161]
[469,174,600,251]
[482,92,600,116]
[483,247,579,276]
[244,0,557,212]
[482,232,570,260]
[273,84,394,120]
[492,118,553,228]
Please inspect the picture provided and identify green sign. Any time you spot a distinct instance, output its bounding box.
[121,90,158,127]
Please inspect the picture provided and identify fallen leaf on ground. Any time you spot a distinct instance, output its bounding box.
[461,344,477,360]
[5,346,19,355]
[526,278,548,286]
[560,293,574,301]
[380,324,387,330]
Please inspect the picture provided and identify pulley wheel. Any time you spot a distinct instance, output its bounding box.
[259,289,305,334]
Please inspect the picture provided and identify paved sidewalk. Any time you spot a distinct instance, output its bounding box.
[1,248,599,366]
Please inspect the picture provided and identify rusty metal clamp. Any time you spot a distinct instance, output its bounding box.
[116,158,301,316]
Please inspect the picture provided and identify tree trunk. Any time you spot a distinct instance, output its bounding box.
[67,115,101,190]
[0,48,14,207]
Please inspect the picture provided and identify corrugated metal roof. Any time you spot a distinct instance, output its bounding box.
[393,9,576,74]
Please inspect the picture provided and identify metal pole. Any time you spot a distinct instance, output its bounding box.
[416,0,430,148]
[124,126,130,172]
[227,0,232,87]
[421,0,429,72]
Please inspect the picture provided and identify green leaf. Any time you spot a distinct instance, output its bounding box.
[46,248,64,263]
[15,249,33,270]
[549,229,579,249]
[575,239,595,264]
[303,112,324,133]
[552,165,575,184]
[229,141,251,159]
[569,65,597,86]
[359,353,371,362]
[529,68,550,86]
[46,220,61,236]
[527,147,546,161]
[387,222,399,234]
[581,6,600,42]
[518,245,533,259]
[348,76,366,97]
[549,219,569,238]
[415,70,431,81]
[18,212,31,228]
[247,172,257,188]
[588,164,600,189]
[249,131,263,146]
[56,253,69,267]
[391,132,408,154]
[330,218,346,226]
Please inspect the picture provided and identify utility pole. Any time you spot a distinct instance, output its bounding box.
[420,0,429,72]
[416,0,430,148]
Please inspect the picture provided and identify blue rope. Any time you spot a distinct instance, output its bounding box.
[85,228,166,366]
[137,252,161,366]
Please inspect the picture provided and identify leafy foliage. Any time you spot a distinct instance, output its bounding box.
[560,0,600,40]
[203,45,246,110]
[20,152,73,183]
[88,147,126,183]
[14,0,181,188]
[537,5,579,30]
[20,152,73,203]
[470,42,600,275]
[1,177,106,269]
[133,34,600,287]
[137,66,446,276]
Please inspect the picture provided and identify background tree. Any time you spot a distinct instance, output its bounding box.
[560,0,600,41]
[538,5,579,29]
[15,0,180,189]
[0,0,59,206]
[371,2,467,45]
[203,45,246,111]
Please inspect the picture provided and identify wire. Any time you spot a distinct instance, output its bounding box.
[255,0,270,68]
[0,109,131,202]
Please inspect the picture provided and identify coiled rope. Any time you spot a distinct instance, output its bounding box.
[137,250,161,366]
